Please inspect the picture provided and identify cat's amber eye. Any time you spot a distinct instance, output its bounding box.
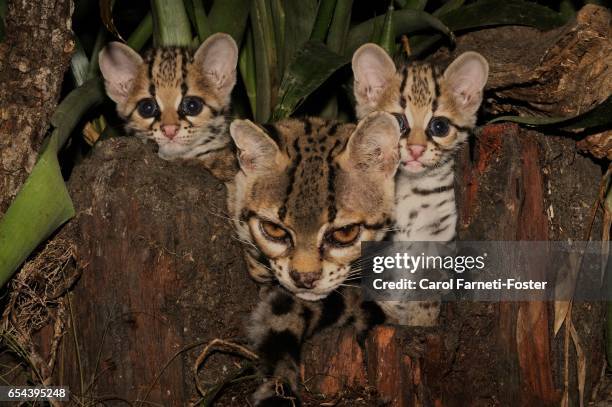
[327,224,361,246]
[260,220,289,241]
[181,96,204,116]
[137,98,158,118]
[427,117,450,138]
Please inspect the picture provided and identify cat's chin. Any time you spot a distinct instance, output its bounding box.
[295,291,327,301]
[157,143,192,160]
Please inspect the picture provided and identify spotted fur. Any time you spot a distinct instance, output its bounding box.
[226,114,400,405]
[352,44,489,325]
[99,33,239,180]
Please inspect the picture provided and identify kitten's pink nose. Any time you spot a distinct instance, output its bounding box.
[407,145,426,160]
[161,125,179,140]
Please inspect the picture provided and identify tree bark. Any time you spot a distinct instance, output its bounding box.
[0,0,74,215]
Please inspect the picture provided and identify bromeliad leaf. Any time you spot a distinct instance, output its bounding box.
[489,96,612,130]
[273,41,347,121]
[441,0,566,32]
[346,9,452,55]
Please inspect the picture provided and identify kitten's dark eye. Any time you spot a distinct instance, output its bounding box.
[260,220,289,242]
[392,113,410,135]
[327,224,361,247]
[428,117,450,138]
[137,98,158,118]
[181,96,204,116]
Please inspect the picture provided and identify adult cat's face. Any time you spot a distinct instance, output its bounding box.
[228,114,400,301]
[99,34,238,159]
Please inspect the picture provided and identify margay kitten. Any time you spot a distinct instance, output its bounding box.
[98,33,239,180]
[227,114,401,405]
[352,43,489,325]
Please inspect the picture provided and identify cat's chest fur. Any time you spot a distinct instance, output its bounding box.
[393,160,457,243]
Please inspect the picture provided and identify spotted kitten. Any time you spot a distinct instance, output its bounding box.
[352,44,488,325]
[227,113,400,405]
[98,33,239,180]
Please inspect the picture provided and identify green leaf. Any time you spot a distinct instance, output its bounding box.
[283,0,318,73]
[379,4,395,56]
[441,0,566,32]
[432,0,464,17]
[272,41,347,121]
[209,0,252,44]
[250,0,278,122]
[127,12,153,51]
[192,0,212,42]
[488,96,612,130]
[346,9,452,55]
[0,78,105,287]
[326,0,353,54]
[310,0,337,42]
[411,0,566,56]
[151,0,193,47]
[0,133,74,287]
[402,0,427,10]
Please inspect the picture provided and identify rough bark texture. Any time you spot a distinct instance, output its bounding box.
[0,0,74,215]
[441,4,611,118]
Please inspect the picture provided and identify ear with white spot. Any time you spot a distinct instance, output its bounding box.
[340,111,400,177]
[443,51,489,116]
[230,120,280,173]
[352,43,396,113]
[195,33,239,99]
[98,42,143,105]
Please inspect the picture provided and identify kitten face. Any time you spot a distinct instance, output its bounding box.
[99,33,238,160]
[352,45,488,177]
[228,114,400,301]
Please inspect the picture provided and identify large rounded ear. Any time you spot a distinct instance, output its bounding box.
[230,120,281,174]
[339,111,400,177]
[98,42,143,105]
[352,43,396,112]
[443,51,489,116]
[195,33,239,99]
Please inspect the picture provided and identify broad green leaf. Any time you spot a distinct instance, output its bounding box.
[127,12,153,51]
[273,41,347,120]
[346,9,452,55]
[283,0,318,72]
[192,0,212,42]
[411,0,566,56]
[402,0,427,10]
[270,0,286,76]
[488,96,612,130]
[433,0,464,17]
[326,0,353,54]
[87,27,107,80]
[441,0,566,32]
[379,4,395,56]
[151,0,193,47]
[0,78,105,287]
[250,0,278,122]
[310,0,337,42]
[209,0,252,44]
[0,134,74,287]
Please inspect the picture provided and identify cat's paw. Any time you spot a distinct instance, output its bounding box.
[252,379,301,407]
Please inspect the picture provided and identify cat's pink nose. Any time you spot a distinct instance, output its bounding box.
[407,145,426,160]
[161,125,179,140]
